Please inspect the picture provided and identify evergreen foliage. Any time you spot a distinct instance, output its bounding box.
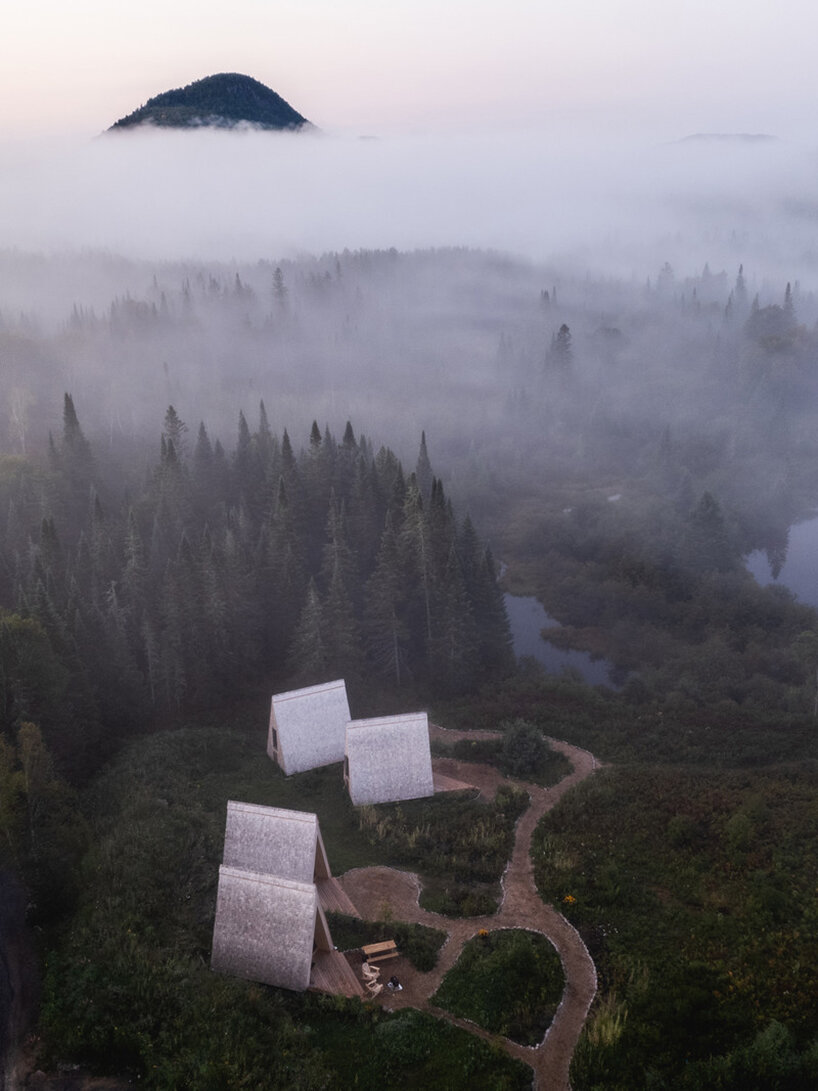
[0,402,512,783]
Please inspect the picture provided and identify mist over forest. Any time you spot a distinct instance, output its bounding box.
[4,122,818,1088]
[1,215,817,535]
[5,126,818,740]
[3,126,818,465]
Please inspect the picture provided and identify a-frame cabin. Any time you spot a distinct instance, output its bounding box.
[267,679,350,775]
[345,711,435,805]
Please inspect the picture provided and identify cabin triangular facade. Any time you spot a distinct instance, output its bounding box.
[344,711,434,805]
[211,867,332,992]
[267,678,350,775]
[211,802,338,992]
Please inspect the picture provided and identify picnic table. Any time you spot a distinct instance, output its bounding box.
[362,939,399,963]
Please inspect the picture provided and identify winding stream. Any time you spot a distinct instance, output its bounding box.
[504,593,618,687]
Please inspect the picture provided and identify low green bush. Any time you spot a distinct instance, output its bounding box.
[433,929,565,1045]
[448,722,572,786]
[419,879,500,918]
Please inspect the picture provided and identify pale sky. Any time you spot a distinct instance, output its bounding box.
[3,0,816,139]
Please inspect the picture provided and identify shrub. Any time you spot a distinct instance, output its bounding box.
[500,719,550,778]
[433,929,564,1045]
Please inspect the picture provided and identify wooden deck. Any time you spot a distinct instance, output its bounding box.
[310,949,365,998]
[316,876,361,918]
[433,770,476,794]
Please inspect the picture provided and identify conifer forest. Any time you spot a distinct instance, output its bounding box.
[1,392,511,784]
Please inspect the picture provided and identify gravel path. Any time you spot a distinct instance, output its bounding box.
[338,735,600,1091]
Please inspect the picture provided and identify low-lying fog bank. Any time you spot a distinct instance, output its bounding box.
[1,126,817,284]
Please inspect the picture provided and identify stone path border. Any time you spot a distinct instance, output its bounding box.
[338,734,600,1091]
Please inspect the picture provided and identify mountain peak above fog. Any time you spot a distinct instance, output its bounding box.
[108,73,311,132]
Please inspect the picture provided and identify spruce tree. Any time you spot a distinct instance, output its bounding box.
[415,431,433,503]
[287,579,328,685]
[546,324,573,373]
[59,394,95,534]
[364,513,412,688]
[323,557,365,682]
[162,406,188,460]
[433,545,479,694]
[399,476,434,665]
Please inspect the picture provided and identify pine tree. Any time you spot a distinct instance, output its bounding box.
[399,476,434,664]
[319,494,357,600]
[256,400,275,480]
[263,478,308,663]
[429,544,478,695]
[427,477,456,576]
[197,534,232,697]
[734,265,748,314]
[192,422,224,522]
[546,324,573,373]
[58,394,95,532]
[62,394,93,470]
[364,513,411,687]
[287,579,328,685]
[334,421,359,502]
[415,431,433,503]
[374,446,406,523]
[784,281,796,324]
[281,429,296,477]
[233,409,265,519]
[121,509,148,621]
[473,545,515,676]
[346,458,381,582]
[323,557,365,682]
[272,266,288,309]
[162,406,188,461]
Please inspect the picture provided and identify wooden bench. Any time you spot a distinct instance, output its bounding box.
[362,940,399,964]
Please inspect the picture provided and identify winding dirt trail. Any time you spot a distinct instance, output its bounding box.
[338,735,600,1091]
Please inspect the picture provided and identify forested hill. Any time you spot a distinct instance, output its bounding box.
[108,73,311,131]
[0,401,513,783]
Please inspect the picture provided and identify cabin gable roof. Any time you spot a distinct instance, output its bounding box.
[345,711,434,805]
[267,678,350,775]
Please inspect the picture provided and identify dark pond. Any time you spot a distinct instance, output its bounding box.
[503,593,618,687]
[746,516,818,608]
